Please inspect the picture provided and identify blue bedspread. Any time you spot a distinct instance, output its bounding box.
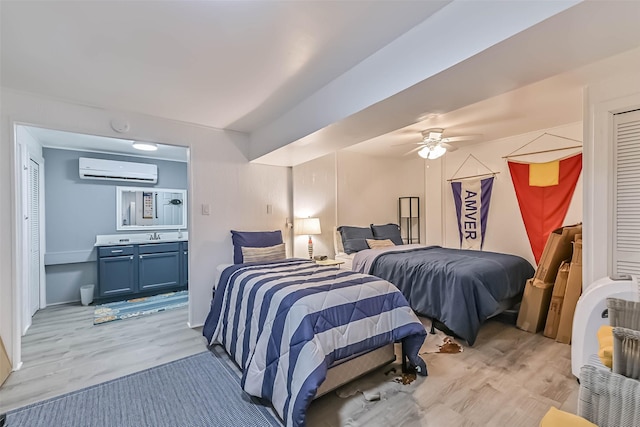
[203,259,427,427]
[353,246,534,345]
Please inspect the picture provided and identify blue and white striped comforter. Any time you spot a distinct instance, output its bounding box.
[203,259,427,427]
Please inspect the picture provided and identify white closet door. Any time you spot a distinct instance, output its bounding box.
[29,158,41,316]
[613,109,640,276]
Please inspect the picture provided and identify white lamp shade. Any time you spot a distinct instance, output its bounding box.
[294,217,321,235]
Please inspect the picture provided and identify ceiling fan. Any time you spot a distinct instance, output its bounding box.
[415,128,451,159]
[394,128,481,159]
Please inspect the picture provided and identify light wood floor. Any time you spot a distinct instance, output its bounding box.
[0,303,207,413]
[0,304,579,426]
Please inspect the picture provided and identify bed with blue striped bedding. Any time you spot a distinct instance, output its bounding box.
[203,259,427,427]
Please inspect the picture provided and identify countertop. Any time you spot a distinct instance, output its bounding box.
[94,232,188,247]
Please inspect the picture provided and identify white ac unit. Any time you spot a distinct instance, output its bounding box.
[79,157,158,184]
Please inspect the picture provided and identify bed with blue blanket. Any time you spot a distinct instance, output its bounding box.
[203,259,428,427]
[352,245,535,345]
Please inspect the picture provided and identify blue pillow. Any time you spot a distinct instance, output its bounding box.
[370,223,403,245]
[337,226,374,254]
[231,230,283,264]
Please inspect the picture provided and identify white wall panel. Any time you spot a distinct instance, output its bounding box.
[292,151,425,259]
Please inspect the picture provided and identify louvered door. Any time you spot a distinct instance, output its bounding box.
[613,109,640,275]
[29,158,41,315]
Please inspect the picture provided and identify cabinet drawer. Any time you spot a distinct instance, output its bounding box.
[98,245,134,257]
[139,242,180,254]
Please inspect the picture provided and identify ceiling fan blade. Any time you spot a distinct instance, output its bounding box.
[444,134,483,143]
[441,142,458,152]
[391,141,425,147]
[403,145,425,156]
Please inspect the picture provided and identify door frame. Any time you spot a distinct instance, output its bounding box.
[10,120,191,371]
[17,130,47,336]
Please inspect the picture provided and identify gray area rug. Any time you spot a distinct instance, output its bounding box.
[5,350,282,427]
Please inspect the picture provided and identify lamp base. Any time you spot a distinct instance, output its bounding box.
[308,236,313,259]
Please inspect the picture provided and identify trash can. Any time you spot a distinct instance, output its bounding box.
[80,284,95,306]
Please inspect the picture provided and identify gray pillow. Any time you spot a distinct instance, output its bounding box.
[337,226,374,254]
[370,223,403,245]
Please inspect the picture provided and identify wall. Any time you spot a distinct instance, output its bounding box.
[0,89,291,368]
[292,150,425,258]
[426,122,583,267]
[41,147,188,304]
[292,153,337,259]
[337,151,425,240]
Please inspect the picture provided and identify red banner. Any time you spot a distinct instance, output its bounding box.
[508,153,582,263]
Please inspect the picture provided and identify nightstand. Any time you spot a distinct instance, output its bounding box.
[314,259,345,269]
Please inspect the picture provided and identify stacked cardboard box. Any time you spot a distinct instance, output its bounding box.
[1,336,11,386]
[543,262,570,339]
[555,236,583,344]
[516,223,582,334]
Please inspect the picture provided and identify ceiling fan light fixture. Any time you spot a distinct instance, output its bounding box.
[132,141,158,151]
[418,143,446,160]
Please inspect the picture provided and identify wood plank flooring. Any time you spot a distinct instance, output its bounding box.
[307,319,579,427]
[0,303,207,413]
[0,304,579,426]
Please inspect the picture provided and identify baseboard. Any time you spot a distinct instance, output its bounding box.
[187,321,204,329]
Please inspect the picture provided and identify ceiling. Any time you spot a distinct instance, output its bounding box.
[2,1,640,166]
[23,126,188,162]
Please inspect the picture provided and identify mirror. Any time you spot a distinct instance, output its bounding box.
[116,186,187,231]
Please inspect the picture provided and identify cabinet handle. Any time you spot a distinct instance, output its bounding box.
[184,251,187,255]
[129,256,133,260]
[111,250,123,254]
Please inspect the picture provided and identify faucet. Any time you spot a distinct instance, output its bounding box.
[149,232,161,240]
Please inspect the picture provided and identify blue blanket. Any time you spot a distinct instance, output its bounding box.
[203,259,427,427]
[353,246,534,345]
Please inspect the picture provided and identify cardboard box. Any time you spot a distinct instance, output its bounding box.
[571,239,582,264]
[1,336,11,386]
[555,262,583,344]
[516,278,554,333]
[535,223,582,283]
[543,262,571,339]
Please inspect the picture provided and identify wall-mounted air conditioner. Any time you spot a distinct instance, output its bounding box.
[79,157,158,184]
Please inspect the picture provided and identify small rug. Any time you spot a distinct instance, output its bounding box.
[93,290,188,325]
[5,351,282,427]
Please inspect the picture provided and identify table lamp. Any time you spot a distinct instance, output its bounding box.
[294,217,321,259]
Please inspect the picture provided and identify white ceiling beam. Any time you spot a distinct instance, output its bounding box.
[248,0,581,163]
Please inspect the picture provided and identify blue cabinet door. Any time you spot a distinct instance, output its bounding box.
[138,251,180,291]
[98,255,136,297]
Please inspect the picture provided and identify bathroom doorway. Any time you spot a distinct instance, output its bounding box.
[14,123,190,342]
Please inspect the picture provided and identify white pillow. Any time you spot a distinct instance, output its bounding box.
[241,243,286,263]
[366,238,395,249]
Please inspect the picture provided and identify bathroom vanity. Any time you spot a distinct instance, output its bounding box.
[95,232,188,303]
